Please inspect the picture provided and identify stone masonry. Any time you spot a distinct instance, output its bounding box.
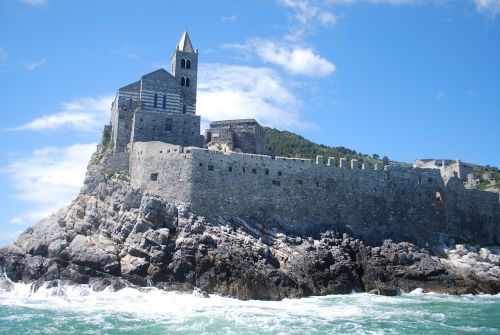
[110,32,499,247]
[204,119,267,154]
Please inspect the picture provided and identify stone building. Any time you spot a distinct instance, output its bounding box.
[204,119,267,154]
[108,32,499,247]
[413,159,474,182]
[110,31,202,154]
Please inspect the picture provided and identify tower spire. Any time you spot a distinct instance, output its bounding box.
[177,31,194,53]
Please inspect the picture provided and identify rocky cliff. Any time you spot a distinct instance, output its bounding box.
[0,142,499,299]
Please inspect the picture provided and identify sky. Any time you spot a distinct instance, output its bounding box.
[0,0,499,246]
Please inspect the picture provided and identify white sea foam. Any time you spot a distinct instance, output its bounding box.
[1,280,499,334]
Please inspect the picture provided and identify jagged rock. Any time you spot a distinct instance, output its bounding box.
[0,142,498,300]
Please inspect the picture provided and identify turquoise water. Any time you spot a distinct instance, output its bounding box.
[0,281,499,334]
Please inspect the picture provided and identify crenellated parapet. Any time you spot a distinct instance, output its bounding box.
[129,141,499,246]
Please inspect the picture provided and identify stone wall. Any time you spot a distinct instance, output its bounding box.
[111,86,140,153]
[129,142,194,206]
[205,119,267,154]
[131,110,202,147]
[129,142,500,246]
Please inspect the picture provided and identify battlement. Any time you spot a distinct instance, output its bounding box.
[127,141,500,246]
[115,33,498,247]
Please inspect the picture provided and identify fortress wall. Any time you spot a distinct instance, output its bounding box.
[444,179,500,244]
[112,91,139,153]
[129,142,194,206]
[187,149,447,244]
[129,143,499,245]
[131,111,201,147]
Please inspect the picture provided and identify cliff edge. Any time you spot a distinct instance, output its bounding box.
[0,139,499,299]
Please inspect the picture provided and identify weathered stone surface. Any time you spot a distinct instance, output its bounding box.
[0,142,498,300]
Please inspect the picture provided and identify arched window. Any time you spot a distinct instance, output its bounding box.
[153,93,158,108]
[162,94,166,109]
[181,77,185,86]
[181,59,186,68]
[186,77,190,87]
[186,59,191,69]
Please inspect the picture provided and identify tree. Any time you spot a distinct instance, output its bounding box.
[382,156,389,166]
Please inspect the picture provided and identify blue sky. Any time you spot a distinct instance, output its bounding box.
[0,0,499,246]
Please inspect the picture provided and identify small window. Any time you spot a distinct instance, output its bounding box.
[428,178,433,183]
[150,173,158,181]
[208,165,214,171]
[242,167,246,173]
[181,77,185,86]
[186,78,190,87]
[265,169,269,175]
[252,168,257,174]
[199,162,203,167]
[272,180,281,186]
[154,93,158,108]
[277,171,282,176]
[295,179,303,185]
[181,58,186,68]
[316,181,320,187]
[165,118,173,131]
[186,59,191,69]
[182,105,187,114]
[128,98,132,110]
[162,94,166,109]
[229,166,232,172]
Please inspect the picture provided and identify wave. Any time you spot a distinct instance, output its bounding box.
[1,274,499,335]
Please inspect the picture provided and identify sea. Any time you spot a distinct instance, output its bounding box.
[0,278,499,335]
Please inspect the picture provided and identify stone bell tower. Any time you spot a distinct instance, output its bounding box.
[171,31,198,115]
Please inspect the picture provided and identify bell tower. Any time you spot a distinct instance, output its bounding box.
[171,31,198,115]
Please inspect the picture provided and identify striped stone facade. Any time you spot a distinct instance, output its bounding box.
[111,32,200,153]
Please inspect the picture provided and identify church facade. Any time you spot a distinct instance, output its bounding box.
[110,32,202,154]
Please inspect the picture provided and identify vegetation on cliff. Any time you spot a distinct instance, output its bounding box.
[264,127,406,167]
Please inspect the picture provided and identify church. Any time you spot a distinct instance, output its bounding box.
[110,32,202,154]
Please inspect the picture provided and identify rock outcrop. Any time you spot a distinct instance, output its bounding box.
[0,143,498,300]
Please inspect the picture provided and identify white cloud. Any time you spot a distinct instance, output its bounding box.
[319,11,338,26]
[25,58,46,70]
[198,63,315,130]
[110,47,138,59]
[3,143,97,227]
[221,15,237,22]
[474,0,500,17]
[0,229,24,247]
[279,0,339,40]
[435,90,445,99]
[226,39,336,76]
[11,95,114,132]
[251,39,336,76]
[23,0,46,5]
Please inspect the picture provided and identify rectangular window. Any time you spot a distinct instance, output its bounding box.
[162,95,166,109]
[228,166,232,172]
[252,168,257,174]
[150,173,158,181]
[165,118,173,131]
[208,165,214,171]
[295,179,303,185]
[272,180,280,186]
[154,94,158,108]
[277,171,282,176]
[265,169,269,175]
